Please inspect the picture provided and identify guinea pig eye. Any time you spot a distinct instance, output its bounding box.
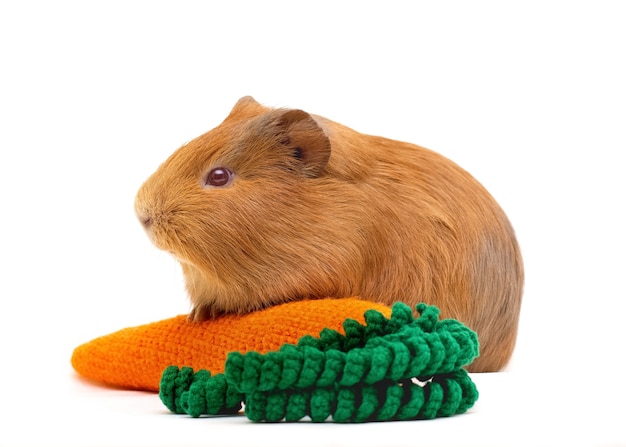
[204,167,233,187]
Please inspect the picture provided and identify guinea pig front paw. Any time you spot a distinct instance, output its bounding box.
[187,304,224,323]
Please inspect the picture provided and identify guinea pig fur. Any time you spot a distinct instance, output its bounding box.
[135,96,524,372]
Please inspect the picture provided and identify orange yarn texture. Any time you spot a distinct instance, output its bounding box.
[71,298,391,392]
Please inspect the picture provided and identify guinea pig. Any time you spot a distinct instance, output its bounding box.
[134,96,523,372]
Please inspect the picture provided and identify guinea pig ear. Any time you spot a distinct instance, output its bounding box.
[224,96,268,122]
[272,109,331,177]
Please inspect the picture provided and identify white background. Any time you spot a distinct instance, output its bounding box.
[1,1,625,446]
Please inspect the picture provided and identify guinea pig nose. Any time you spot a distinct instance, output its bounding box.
[141,216,153,229]
[137,211,153,230]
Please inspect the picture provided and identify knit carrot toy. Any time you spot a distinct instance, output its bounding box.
[71,298,480,422]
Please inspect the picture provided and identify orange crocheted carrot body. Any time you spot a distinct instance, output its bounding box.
[71,298,391,391]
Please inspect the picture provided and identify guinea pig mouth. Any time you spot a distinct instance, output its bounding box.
[157,241,188,263]
[141,227,170,253]
[166,250,183,261]
[150,238,186,264]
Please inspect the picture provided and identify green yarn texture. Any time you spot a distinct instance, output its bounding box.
[159,302,480,423]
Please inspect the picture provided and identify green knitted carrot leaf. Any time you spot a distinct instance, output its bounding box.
[159,302,479,422]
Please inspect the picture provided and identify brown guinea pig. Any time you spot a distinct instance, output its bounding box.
[134,96,523,372]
